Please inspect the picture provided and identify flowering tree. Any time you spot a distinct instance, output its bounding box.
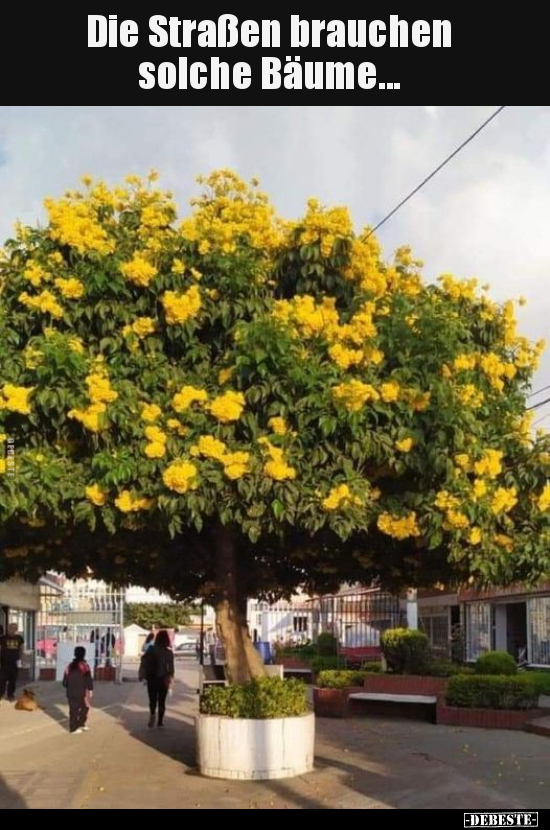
[1,170,550,682]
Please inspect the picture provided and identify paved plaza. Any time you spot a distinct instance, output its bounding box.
[0,663,549,810]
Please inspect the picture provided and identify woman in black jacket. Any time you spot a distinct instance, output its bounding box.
[143,630,175,728]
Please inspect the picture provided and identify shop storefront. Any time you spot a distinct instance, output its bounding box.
[0,578,40,680]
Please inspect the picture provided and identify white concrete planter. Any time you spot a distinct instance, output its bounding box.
[196,712,315,780]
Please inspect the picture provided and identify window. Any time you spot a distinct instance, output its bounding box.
[465,602,491,661]
[529,596,550,666]
[293,615,308,633]
[419,607,450,657]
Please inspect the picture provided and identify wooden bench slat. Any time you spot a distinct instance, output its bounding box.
[348,693,437,704]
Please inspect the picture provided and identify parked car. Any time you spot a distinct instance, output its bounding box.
[174,641,199,658]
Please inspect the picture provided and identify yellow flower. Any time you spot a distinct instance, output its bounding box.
[68,403,106,432]
[537,484,550,512]
[68,337,84,354]
[395,437,414,453]
[435,490,460,511]
[444,509,470,530]
[23,262,47,287]
[322,484,362,512]
[494,534,514,552]
[222,451,251,480]
[172,258,186,274]
[491,487,518,515]
[0,384,35,415]
[455,454,471,472]
[172,386,208,413]
[54,277,84,299]
[380,381,400,403]
[269,417,288,436]
[129,317,157,339]
[218,367,235,385]
[377,512,420,540]
[474,449,503,479]
[167,418,188,436]
[120,254,157,287]
[162,285,201,325]
[86,373,118,404]
[86,484,108,507]
[145,442,167,459]
[453,354,477,372]
[19,290,64,318]
[45,197,114,255]
[468,527,482,546]
[140,403,162,423]
[163,460,199,494]
[145,426,167,445]
[115,490,155,513]
[190,435,227,461]
[473,479,487,499]
[207,391,245,423]
[259,438,296,481]
[332,380,379,412]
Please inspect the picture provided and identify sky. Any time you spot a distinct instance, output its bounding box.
[0,105,548,415]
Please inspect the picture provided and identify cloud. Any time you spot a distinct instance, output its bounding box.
[1,105,548,387]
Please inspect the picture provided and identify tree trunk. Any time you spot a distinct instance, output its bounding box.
[214,527,266,684]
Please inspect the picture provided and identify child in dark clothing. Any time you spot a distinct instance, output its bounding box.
[63,646,94,734]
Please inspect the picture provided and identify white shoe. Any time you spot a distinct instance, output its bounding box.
[81,726,90,732]
[71,728,84,735]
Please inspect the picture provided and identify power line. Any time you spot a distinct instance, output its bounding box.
[527,397,550,412]
[365,106,507,238]
[529,385,550,399]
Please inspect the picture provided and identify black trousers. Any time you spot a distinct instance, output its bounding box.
[147,678,168,722]
[0,665,18,700]
[68,696,89,732]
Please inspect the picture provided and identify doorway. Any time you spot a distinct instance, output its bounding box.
[506,602,527,662]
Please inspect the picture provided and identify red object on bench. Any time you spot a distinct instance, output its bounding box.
[340,646,382,667]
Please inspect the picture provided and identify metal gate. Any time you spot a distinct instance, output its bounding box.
[37,579,124,681]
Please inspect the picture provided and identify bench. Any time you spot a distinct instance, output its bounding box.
[347,691,438,721]
[198,664,227,694]
[283,667,313,683]
[348,693,437,704]
[340,647,382,668]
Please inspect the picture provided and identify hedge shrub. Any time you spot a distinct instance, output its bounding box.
[381,628,430,674]
[316,632,338,656]
[200,677,309,719]
[310,655,344,673]
[316,670,369,689]
[526,671,550,696]
[361,662,383,673]
[446,675,539,710]
[475,651,518,676]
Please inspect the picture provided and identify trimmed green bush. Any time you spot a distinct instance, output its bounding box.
[429,659,471,677]
[446,675,539,710]
[316,632,338,656]
[475,651,518,676]
[381,628,430,675]
[526,670,550,696]
[361,662,383,673]
[316,670,369,689]
[200,677,309,719]
[310,655,343,673]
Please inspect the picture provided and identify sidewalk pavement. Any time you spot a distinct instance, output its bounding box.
[0,663,549,809]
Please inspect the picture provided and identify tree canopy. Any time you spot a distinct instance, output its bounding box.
[1,169,550,606]
[124,602,191,631]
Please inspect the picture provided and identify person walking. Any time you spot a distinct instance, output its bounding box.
[141,632,155,654]
[63,646,94,734]
[0,623,24,702]
[143,630,174,728]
